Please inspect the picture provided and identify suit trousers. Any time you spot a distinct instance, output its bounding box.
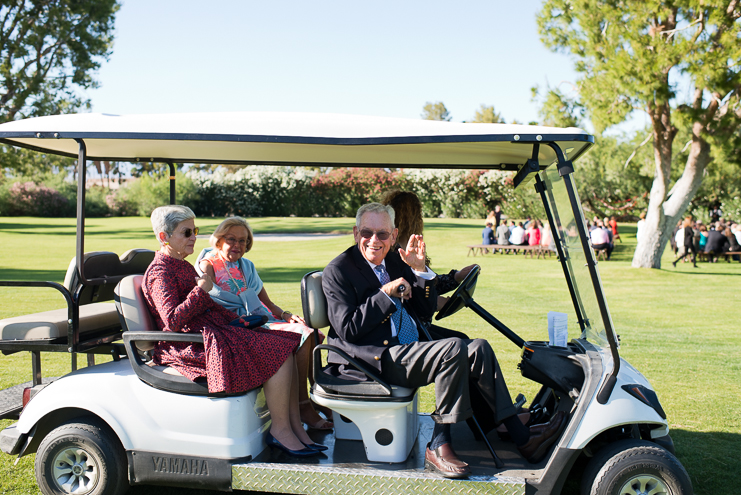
[380,338,516,424]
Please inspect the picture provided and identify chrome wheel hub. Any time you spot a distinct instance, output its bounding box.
[619,474,669,495]
[51,447,100,494]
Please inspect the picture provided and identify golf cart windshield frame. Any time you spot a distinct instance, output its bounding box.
[534,144,620,404]
[0,113,619,402]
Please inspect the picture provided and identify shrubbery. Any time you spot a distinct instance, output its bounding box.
[187,166,542,219]
[0,166,547,220]
[113,172,200,217]
[2,181,72,216]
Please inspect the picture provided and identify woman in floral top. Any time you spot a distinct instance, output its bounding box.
[197,217,332,431]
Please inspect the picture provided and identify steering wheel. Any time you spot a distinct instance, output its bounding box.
[435,264,481,320]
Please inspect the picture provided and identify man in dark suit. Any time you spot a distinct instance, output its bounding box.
[704,225,730,262]
[322,203,564,477]
[482,222,495,245]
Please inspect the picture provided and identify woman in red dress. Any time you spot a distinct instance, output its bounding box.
[143,205,323,457]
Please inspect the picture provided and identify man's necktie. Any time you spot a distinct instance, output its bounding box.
[374,265,419,344]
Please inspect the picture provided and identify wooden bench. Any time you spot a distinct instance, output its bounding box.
[467,244,553,259]
[467,244,496,256]
[697,251,741,262]
[723,251,741,262]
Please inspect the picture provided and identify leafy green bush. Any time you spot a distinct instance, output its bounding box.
[186,166,538,219]
[310,168,410,216]
[2,181,73,216]
[115,172,200,216]
[720,194,741,222]
[83,186,112,217]
[105,190,139,217]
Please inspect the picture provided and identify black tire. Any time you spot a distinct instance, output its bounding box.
[581,439,693,495]
[35,417,128,495]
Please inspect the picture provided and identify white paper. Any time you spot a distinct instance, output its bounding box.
[548,311,568,347]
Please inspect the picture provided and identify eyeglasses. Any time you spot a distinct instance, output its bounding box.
[223,236,248,246]
[178,227,199,238]
[359,229,391,241]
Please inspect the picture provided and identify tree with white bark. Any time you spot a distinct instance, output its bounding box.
[537,0,741,268]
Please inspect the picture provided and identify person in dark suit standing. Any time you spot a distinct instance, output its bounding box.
[322,203,564,477]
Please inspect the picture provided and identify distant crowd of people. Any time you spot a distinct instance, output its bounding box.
[482,207,556,253]
[481,207,621,261]
[481,207,741,265]
[659,216,741,267]
[587,216,620,261]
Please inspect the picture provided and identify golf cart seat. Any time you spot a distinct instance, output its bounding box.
[0,249,155,343]
[301,270,419,463]
[114,274,213,396]
[114,274,266,397]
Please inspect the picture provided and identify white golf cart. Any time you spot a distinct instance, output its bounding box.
[0,112,692,495]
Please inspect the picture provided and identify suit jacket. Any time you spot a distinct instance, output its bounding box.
[482,226,494,245]
[322,245,438,373]
[705,230,730,254]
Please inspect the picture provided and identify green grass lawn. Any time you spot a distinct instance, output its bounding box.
[1,217,739,495]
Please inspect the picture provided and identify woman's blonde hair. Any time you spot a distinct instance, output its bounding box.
[210,216,254,252]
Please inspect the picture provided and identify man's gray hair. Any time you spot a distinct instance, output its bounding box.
[356,202,395,228]
[150,205,196,244]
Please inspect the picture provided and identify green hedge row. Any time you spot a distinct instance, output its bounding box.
[0,166,545,219]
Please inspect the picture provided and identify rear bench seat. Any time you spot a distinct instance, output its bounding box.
[0,249,155,344]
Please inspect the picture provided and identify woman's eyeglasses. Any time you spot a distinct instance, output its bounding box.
[179,227,199,238]
[359,229,391,241]
[223,236,248,246]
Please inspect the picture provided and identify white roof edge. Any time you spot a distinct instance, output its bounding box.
[0,112,593,168]
[0,111,590,140]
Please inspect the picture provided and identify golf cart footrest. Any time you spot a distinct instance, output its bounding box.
[233,462,527,494]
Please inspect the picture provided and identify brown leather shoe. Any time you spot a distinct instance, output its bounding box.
[517,411,566,464]
[424,443,471,478]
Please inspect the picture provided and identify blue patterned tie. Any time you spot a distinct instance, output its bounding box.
[374,265,419,344]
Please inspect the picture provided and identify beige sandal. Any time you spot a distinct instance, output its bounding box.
[299,400,334,430]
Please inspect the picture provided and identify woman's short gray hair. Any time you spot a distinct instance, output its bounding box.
[150,205,196,244]
[356,203,395,228]
[210,216,254,252]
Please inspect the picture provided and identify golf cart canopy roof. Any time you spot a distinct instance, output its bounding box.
[0,112,593,169]
[0,111,619,401]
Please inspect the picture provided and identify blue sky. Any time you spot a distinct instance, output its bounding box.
[88,0,585,125]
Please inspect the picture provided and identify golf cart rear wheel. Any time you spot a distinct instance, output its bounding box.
[581,439,692,495]
[35,417,128,495]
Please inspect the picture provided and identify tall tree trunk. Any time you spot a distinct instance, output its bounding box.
[632,102,676,268]
[632,120,711,268]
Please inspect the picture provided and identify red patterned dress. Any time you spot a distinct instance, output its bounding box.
[142,252,300,394]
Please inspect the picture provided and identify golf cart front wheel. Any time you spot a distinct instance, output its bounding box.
[581,439,692,495]
[35,418,128,495]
